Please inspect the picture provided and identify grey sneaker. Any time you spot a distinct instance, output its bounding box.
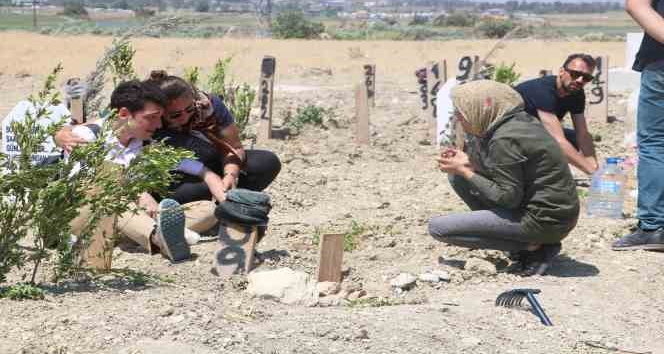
[155,199,190,262]
[612,227,664,251]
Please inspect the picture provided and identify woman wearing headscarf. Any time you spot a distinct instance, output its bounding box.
[429,80,579,276]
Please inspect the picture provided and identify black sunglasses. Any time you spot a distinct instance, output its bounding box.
[168,103,196,120]
[564,67,594,82]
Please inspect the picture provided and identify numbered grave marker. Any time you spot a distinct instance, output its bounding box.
[363,64,376,107]
[456,55,480,83]
[1,100,69,166]
[355,83,370,144]
[258,56,276,141]
[586,55,609,122]
[427,60,446,144]
[212,222,258,277]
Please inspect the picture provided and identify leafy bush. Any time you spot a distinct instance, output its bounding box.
[434,12,476,27]
[205,58,256,137]
[283,104,334,134]
[476,19,515,38]
[0,283,45,300]
[195,0,210,13]
[61,1,89,19]
[183,66,201,87]
[272,10,325,39]
[491,62,521,86]
[108,40,137,87]
[408,15,429,26]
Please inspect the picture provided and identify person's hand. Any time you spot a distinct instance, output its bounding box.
[202,168,227,202]
[221,173,237,192]
[437,148,473,177]
[138,192,159,218]
[55,127,89,153]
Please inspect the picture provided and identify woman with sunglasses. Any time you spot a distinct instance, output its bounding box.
[429,80,579,276]
[147,71,281,207]
[514,53,599,176]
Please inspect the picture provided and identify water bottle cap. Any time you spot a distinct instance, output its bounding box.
[606,157,620,164]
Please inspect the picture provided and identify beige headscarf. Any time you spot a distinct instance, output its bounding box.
[451,80,524,136]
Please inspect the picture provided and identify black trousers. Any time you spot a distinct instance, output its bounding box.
[167,149,281,205]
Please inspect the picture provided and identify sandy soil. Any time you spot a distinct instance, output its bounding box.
[1,33,663,354]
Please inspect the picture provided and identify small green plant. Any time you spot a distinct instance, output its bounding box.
[272,10,325,39]
[347,296,400,308]
[283,104,334,134]
[491,62,521,86]
[108,40,137,87]
[183,66,201,87]
[205,57,256,138]
[0,283,45,300]
[343,220,364,252]
[476,19,515,39]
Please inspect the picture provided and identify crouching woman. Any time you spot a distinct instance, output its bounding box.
[428,80,579,276]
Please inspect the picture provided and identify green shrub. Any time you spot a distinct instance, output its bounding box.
[272,10,325,39]
[183,66,201,87]
[434,12,476,27]
[491,62,521,86]
[61,1,89,19]
[476,19,515,38]
[283,103,333,134]
[195,0,210,13]
[0,283,45,301]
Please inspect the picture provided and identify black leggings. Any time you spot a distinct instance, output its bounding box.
[168,149,281,204]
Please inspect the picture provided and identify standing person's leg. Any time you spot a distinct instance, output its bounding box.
[237,150,281,191]
[613,68,664,249]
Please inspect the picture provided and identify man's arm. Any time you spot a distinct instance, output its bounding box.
[538,110,598,175]
[570,113,599,172]
[626,0,664,44]
[54,125,89,153]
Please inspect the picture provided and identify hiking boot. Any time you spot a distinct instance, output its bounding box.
[612,227,664,251]
[154,199,190,262]
[520,243,561,276]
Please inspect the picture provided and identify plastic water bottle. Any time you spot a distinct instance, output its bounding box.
[587,157,626,218]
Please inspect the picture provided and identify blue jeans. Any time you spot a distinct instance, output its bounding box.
[637,68,664,230]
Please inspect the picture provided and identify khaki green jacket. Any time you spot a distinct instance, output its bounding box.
[466,110,580,243]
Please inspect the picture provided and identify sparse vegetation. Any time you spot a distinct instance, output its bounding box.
[490,62,521,86]
[283,104,334,135]
[272,10,325,39]
[310,221,365,252]
[476,19,516,38]
[0,283,45,301]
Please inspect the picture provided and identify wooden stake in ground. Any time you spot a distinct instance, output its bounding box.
[258,56,276,141]
[456,55,479,83]
[317,234,344,283]
[213,222,258,277]
[81,216,115,270]
[427,60,446,144]
[586,55,609,122]
[363,64,376,107]
[355,83,370,144]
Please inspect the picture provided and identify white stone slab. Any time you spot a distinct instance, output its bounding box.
[435,78,459,146]
[1,100,68,165]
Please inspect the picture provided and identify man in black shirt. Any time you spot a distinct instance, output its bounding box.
[515,54,599,175]
[612,0,664,251]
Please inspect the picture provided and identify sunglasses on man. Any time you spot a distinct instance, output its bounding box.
[168,103,196,120]
[564,67,594,82]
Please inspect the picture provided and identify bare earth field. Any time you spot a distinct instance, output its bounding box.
[1,33,663,354]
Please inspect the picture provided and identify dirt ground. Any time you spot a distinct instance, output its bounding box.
[1,33,663,354]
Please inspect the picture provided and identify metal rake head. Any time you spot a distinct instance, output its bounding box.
[495,288,552,326]
[495,288,540,307]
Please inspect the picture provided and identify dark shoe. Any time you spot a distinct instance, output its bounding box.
[612,227,664,251]
[520,243,561,276]
[155,199,191,262]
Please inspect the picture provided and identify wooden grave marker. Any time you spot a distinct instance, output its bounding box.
[212,222,258,277]
[355,83,370,144]
[456,55,480,83]
[427,60,447,144]
[317,233,344,283]
[586,55,609,122]
[70,97,84,124]
[363,64,376,107]
[258,56,276,141]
